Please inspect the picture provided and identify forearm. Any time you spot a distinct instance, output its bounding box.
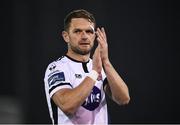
[53,76,96,115]
[103,59,130,105]
[96,27,130,105]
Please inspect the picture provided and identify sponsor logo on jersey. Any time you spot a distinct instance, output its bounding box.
[49,63,56,71]
[48,72,65,87]
[82,86,101,111]
[48,70,60,77]
[75,74,82,79]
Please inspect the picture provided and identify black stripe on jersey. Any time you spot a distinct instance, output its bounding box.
[65,54,89,73]
[50,99,58,124]
[103,78,111,124]
[103,78,108,90]
[57,55,64,61]
[65,54,90,63]
[49,83,73,94]
[82,62,89,73]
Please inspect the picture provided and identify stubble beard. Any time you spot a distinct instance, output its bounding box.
[70,44,93,55]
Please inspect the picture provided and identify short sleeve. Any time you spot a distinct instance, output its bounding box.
[44,61,73,98]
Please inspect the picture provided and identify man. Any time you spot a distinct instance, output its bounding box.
[44,9,130,124]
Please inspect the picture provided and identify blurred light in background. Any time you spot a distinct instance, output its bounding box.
[0,96,23,123]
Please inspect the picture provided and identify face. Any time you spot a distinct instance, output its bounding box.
[62,18,96,55]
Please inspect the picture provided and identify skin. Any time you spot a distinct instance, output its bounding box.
[62,18,96,62]
[52,18,130,116]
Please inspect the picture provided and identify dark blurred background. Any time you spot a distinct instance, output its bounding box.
[1,0,179,123]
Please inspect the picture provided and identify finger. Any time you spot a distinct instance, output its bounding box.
[98,28,107,45]
[96,31,107,48]
[96,28,105,41]
[96,31,101,42]
[96,35,103,46]
[101,27,107,42]
[93,43,100,56]
[96,31,105,46]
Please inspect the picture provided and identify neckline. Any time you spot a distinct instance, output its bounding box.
[65,55,90,64]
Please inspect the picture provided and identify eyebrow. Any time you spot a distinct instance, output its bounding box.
[73,28,95,33]
[73,24,95,31]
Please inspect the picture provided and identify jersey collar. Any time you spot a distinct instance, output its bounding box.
[65,55,90,63]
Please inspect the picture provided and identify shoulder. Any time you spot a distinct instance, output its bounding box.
[48,56,68,68]
[44,56,69,76]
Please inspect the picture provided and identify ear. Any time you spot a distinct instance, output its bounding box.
[62,31,70,43]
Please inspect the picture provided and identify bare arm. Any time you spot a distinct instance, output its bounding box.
[52,45,102,116]
[52,77,96,116]
[96,27,130,105]
[103,60,130,105]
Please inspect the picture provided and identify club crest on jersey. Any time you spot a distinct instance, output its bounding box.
[82,86,101,111]
[48,72,65,87]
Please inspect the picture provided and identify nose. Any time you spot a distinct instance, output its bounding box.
[81,31,88,39]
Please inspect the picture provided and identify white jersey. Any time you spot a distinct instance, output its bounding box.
[44,55,108,125]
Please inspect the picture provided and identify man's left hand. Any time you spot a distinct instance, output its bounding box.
[96,27,109,63]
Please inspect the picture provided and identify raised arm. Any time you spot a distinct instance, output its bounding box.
[52,46,102,116]
[96,27,130,105]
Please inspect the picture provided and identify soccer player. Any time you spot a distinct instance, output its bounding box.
[44,9,130,124]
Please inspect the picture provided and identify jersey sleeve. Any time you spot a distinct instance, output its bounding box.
[44,61,73,98]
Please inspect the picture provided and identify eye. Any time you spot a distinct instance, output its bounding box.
[86,29,94,34]
[74,29,82,33]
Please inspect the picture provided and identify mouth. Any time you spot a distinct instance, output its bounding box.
[79,42,90,46]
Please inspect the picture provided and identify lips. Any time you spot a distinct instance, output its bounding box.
[79,42,90,45]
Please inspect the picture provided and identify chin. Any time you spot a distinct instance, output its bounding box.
[71,46,92,55]
[79,49,91,55]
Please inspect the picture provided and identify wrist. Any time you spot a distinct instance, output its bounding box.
[87,70,98,81]
[103,59,111,67]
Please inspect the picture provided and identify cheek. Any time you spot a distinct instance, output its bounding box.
[90,36,96,43]
[69,36,79,45]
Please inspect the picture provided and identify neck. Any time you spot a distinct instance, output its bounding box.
[66,50,90,62]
